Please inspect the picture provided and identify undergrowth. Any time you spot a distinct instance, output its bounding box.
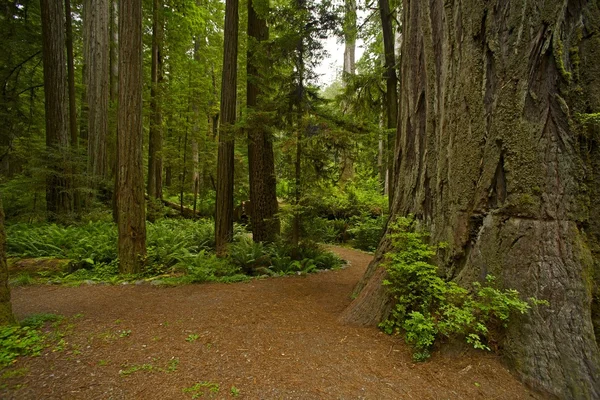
[379,216,546,361]
[6,219,343,286]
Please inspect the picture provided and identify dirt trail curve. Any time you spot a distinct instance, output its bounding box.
[1,246,540,399]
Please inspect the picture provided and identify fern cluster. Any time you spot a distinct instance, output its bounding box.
[380,216,540,361]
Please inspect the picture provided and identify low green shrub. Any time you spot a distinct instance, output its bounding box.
[0,325,45,368]
[348,214,386,251]
[380,216,542,361]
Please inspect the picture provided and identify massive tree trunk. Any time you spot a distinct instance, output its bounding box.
[84,0,110,183]
[117,0,146,274]
[0,197,15,326]
[378,0,397,206]
[40,0,72,219]
[215,0,239,255]
[247,0,279,243]
[147,0,163,200]
[342,1,600,398]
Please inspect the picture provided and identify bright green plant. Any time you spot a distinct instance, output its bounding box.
[380,216,540,361]
[183,381,220,399]
[0,326,45,367]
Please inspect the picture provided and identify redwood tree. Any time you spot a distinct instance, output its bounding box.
[215,0,239,255]
[40,0,72,219]
[117,0,146,273]
[84,0,110,182]
[342,1,600,398]
[247,0,279,242]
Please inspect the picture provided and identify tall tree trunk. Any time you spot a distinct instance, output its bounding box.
[64,0,80,213]
[117,0,145,274]
[147,0,163,200]
[40,0,72,220]
[342,1,600,398]
[0,196,15,326]
[378,0,397,207]
[64,0,77,148]
[215,0,239,256]
[339,0,356,182]
[110,0,119,222]
[247,0,279,243]
[84,0,110,185]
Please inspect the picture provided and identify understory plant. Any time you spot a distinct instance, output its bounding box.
[380,216,541,361]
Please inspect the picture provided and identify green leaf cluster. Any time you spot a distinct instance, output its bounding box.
[380,216,538,361]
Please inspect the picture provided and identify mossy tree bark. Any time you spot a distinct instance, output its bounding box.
[0,197,15,326]
[117,0,146,274]
[342,1,600,398]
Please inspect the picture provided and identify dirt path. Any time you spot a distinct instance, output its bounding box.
[1,246,539,399]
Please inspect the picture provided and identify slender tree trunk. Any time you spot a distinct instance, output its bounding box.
[247,0,279,243]
[0,196,15,326]
[117,0,145,274]
[64,0,77,148]
[378,0,397,207]
[192,139,199,214]
[110,0,119,223]
[84,0,110,185]
[147,0,163,200]
[64,0,80,213]
[215,0,239,256]
[339,0,356,183]
[342,1,600,398]
[40,0,72,220]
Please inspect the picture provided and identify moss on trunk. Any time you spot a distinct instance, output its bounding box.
[344,1,600,398]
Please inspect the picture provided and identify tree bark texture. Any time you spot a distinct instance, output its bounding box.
[343,0,356,76]
[0,197,15,326]
[343,1,600,398]
[40,0,72,219]
[117,0,146,274]
[84,0,110,182]
[247,0,280,243]
[215,0,239,255]
[378,0,397,207]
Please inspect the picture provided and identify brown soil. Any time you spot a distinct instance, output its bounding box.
[1,246,541,399]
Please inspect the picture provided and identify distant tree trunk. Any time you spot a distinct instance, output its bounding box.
[339,0,356,182]
[0,196,15,326]
[147,0,163,200]
[247,0,279,243]
[84,0,110,185]
[192,139,199,214]
[64,0,80,213]
[117,0,145,274]
[110,0,118,103]
[110,0,119,223]
[215,0,239,256]
[40,0,72,220]
[64,0,77,148]
[342,1,600,398]
[291,0,306,248]
[378,0,397,207]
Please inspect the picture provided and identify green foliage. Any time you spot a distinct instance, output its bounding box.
[183,381,220,399]
[0,326,45,368]
[348,214,386,251]
[20,313,63,329]
[380,216,538,361]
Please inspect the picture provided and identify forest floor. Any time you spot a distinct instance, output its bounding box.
[1,246,541,400]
